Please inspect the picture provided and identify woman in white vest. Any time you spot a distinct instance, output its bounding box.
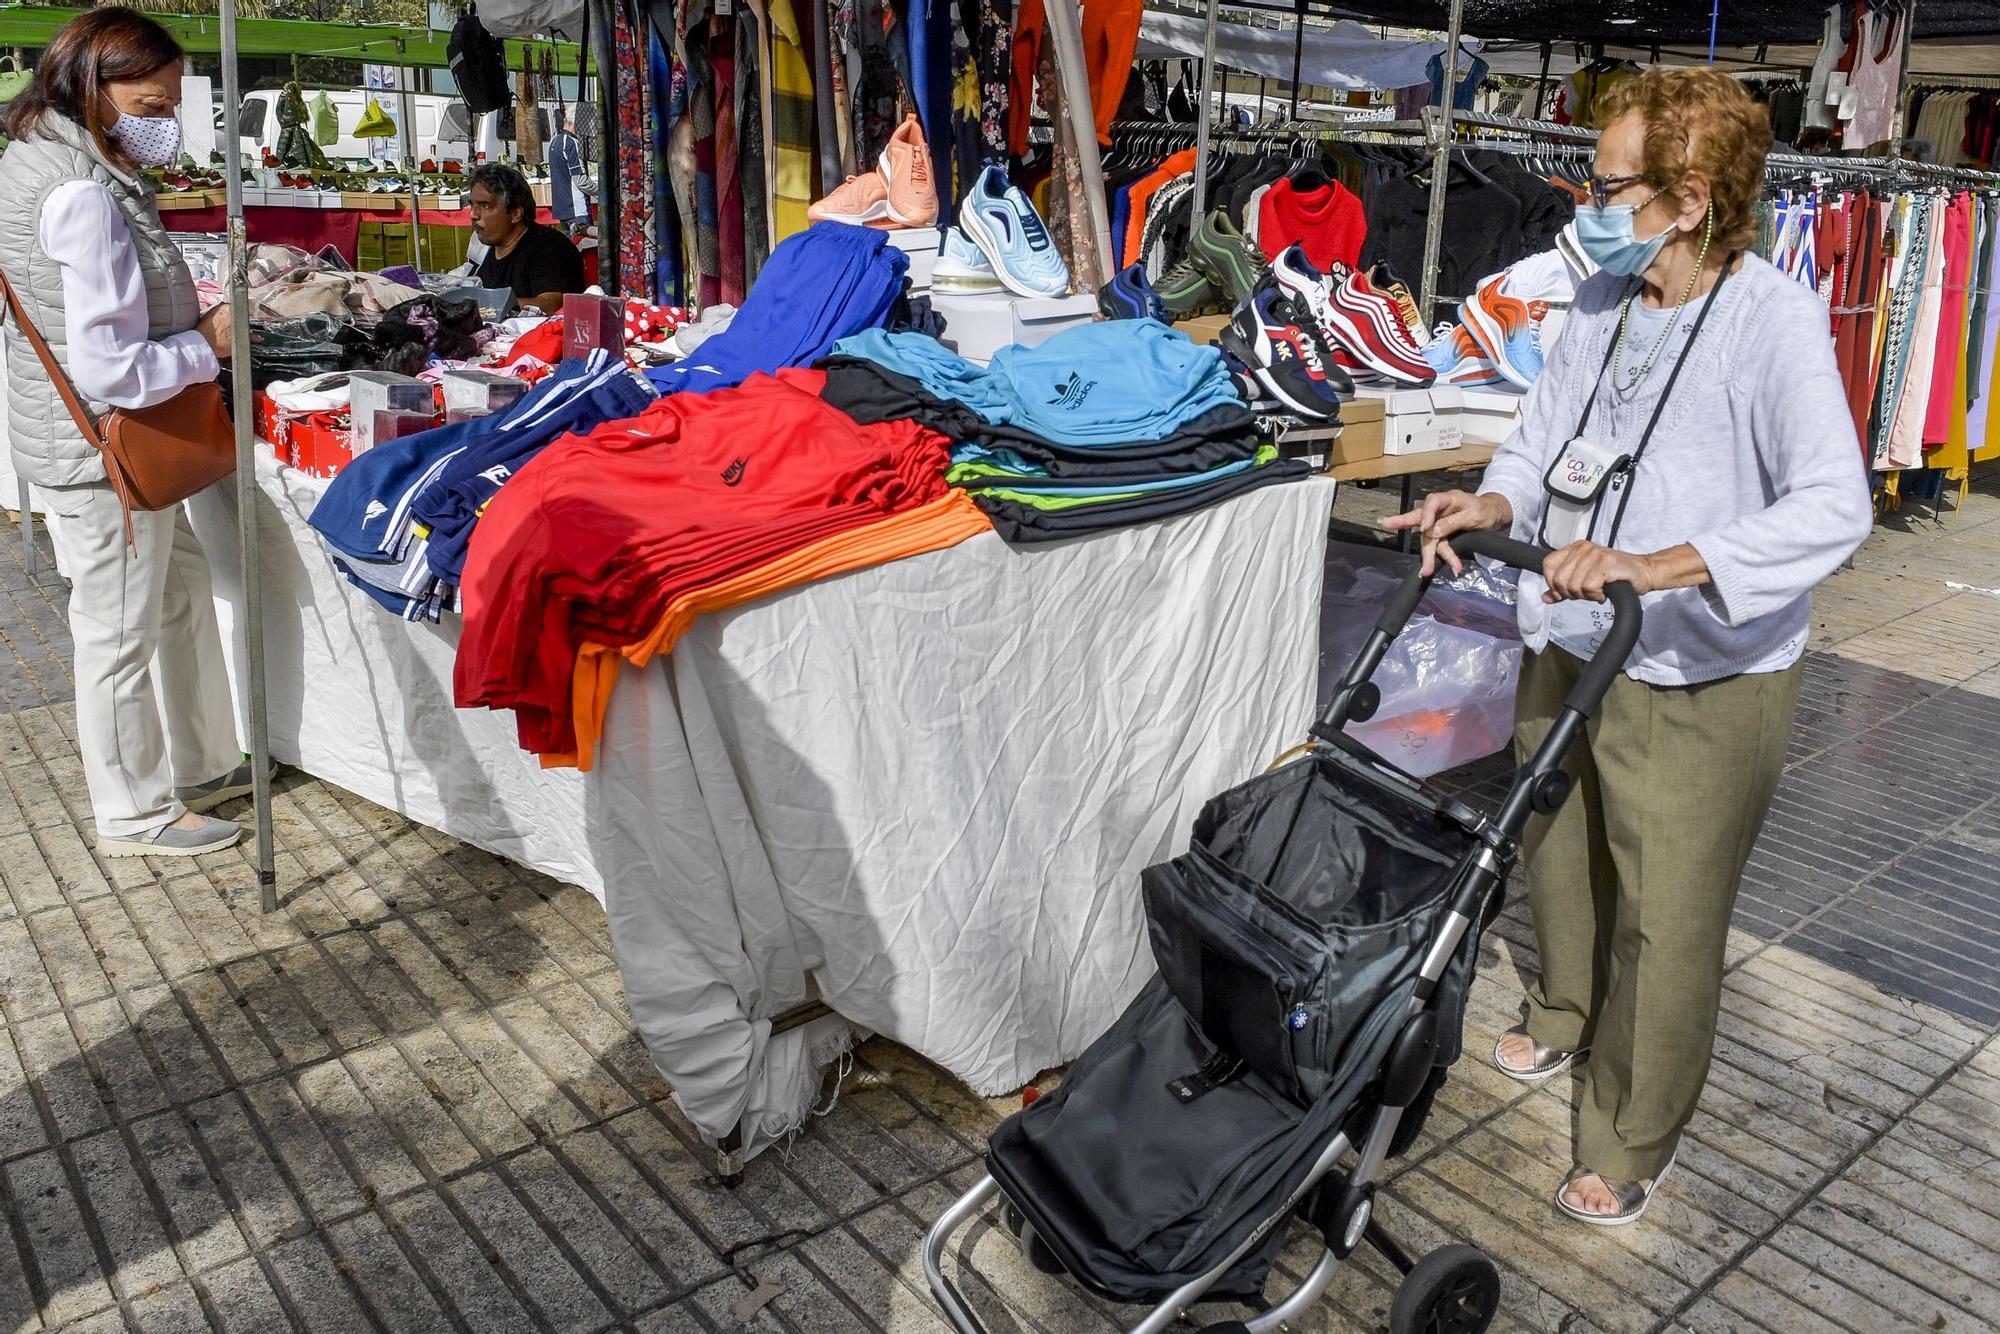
[0,8,251,857]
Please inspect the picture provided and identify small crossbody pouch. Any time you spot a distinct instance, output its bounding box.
[1537,435,1628,548]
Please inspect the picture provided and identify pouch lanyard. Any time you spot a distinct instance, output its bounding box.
[1566,252,1738,549]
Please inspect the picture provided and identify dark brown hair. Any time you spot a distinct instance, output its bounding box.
[3,7,185,165]
[1596,68,1772,252]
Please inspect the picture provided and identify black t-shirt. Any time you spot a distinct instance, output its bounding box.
[476,222,585,307]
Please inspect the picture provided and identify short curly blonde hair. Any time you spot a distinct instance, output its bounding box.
[1596,68,1772,252]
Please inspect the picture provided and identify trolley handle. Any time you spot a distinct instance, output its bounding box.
[1450,531,1642,720]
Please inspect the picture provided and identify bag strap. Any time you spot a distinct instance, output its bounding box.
[0,267,107,445]
[0,268,143,547]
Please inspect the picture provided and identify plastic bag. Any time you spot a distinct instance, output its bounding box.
[1318,543,1523,778]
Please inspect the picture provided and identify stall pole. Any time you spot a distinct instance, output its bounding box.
[1040,0,1115,287]
[1534,41,1552,118]
[399,66,422,268]
[1288,0,1305,118]
[219,0,278,915]
[1415,0,1466,322]
[1190,0,1221,220]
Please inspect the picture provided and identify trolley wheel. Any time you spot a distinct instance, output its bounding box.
[1389,1245,1500,1334]
[999,1201,1065,1276]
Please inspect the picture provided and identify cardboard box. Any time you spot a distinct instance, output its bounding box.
[1332,396,1385,466]
[1172,314,1231,346]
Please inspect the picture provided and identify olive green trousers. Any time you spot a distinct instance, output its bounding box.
[1513,647,1802,1180]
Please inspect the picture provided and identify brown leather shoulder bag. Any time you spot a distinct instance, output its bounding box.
[0,269,235,543]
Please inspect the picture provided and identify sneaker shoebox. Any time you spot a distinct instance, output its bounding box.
[1458,386,1526,445]
[930,290,1098,363]
[1351,385,1465,455]
[883,225,942,290]
[1172,314,1231,346]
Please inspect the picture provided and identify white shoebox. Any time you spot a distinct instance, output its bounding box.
[884,225,942,291]
[1353,385,1465,455]
[1458,386,1526,445]
[931,290,1097,362]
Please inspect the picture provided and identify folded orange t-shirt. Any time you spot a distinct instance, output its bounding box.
[552,490,991,770]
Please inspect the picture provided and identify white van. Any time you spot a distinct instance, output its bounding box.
[229,88,474,161]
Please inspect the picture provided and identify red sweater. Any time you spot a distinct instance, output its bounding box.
[1257,178,1367,272]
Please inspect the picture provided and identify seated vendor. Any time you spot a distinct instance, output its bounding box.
[467,162,585,314]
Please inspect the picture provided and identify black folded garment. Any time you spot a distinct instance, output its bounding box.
[246,312,370,388]
[817,354,1263,479]
[975,456,1313,543]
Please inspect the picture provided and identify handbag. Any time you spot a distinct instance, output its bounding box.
[0,269,236,544]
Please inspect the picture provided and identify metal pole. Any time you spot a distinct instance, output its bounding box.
[1040,0,1115,288]
[1534,40,1552,119]
[1289,0,1305,118]
[1190,0,1221,221]
[219,0,277,915]
[1416,0,1465,322]
[399,67,422,269]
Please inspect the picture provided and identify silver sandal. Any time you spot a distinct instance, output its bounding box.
[1492,1024,1586,1082]
[1554,1148,1678,1227]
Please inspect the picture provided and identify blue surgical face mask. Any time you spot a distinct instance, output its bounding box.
[1575,193,1679,277]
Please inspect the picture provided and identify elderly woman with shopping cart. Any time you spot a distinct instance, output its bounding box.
[1388,68,1874,1225]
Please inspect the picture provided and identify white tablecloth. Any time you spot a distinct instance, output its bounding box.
[193,450,1335,1161]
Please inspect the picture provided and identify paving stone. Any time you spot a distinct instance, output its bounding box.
[341,1039,484,1181]
[127,1279,213,1334]
[447,1167,616,1334]
[127,1109,250,1275]
[184,1093,309,1250]
[555,1126,727,1293]
[263,1234,377,1334]
[13,1009,111,1141]
[380,1188,541,1333]
[5,1149,115,1326]
[504,1144,670,1315]
[71,1127,182,1299]
[68,993,169,1123]
[323,1210,457,1334]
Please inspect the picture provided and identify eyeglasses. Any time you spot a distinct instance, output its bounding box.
[1586,172,1655,209]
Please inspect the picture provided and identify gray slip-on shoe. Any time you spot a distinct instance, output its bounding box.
[98,815,243,859]
[174,759,278,814]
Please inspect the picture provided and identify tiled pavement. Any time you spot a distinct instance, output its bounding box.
[2,471,1998,1334]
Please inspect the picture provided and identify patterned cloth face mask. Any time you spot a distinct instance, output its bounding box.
[111,111,183,167]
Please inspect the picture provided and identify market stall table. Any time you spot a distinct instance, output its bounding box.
[191,447,1337,1165]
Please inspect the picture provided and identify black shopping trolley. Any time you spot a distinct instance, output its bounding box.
[922,533,1641,1334]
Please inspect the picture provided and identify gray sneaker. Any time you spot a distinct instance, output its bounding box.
[99,815,243,859]
[175,759,277,814]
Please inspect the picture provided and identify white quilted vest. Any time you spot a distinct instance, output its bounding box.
[0,113,200,487]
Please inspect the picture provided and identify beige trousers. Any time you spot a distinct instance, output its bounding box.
[1513,647,1802,1180]
[43,481,240,838]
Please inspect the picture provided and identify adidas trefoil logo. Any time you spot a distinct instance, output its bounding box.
[1047,373,1097,410]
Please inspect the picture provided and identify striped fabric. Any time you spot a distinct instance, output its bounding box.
[769,0,817,241]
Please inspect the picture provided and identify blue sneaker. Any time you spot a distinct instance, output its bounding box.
[1098,262,1166,321]
[958,163,1070,299]
[933,226,1005,293]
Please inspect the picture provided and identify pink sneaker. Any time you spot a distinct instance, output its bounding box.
[808,171,893,226]
[878,114,938,227]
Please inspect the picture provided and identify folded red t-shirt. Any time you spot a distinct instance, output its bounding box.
[455,369,952,757]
